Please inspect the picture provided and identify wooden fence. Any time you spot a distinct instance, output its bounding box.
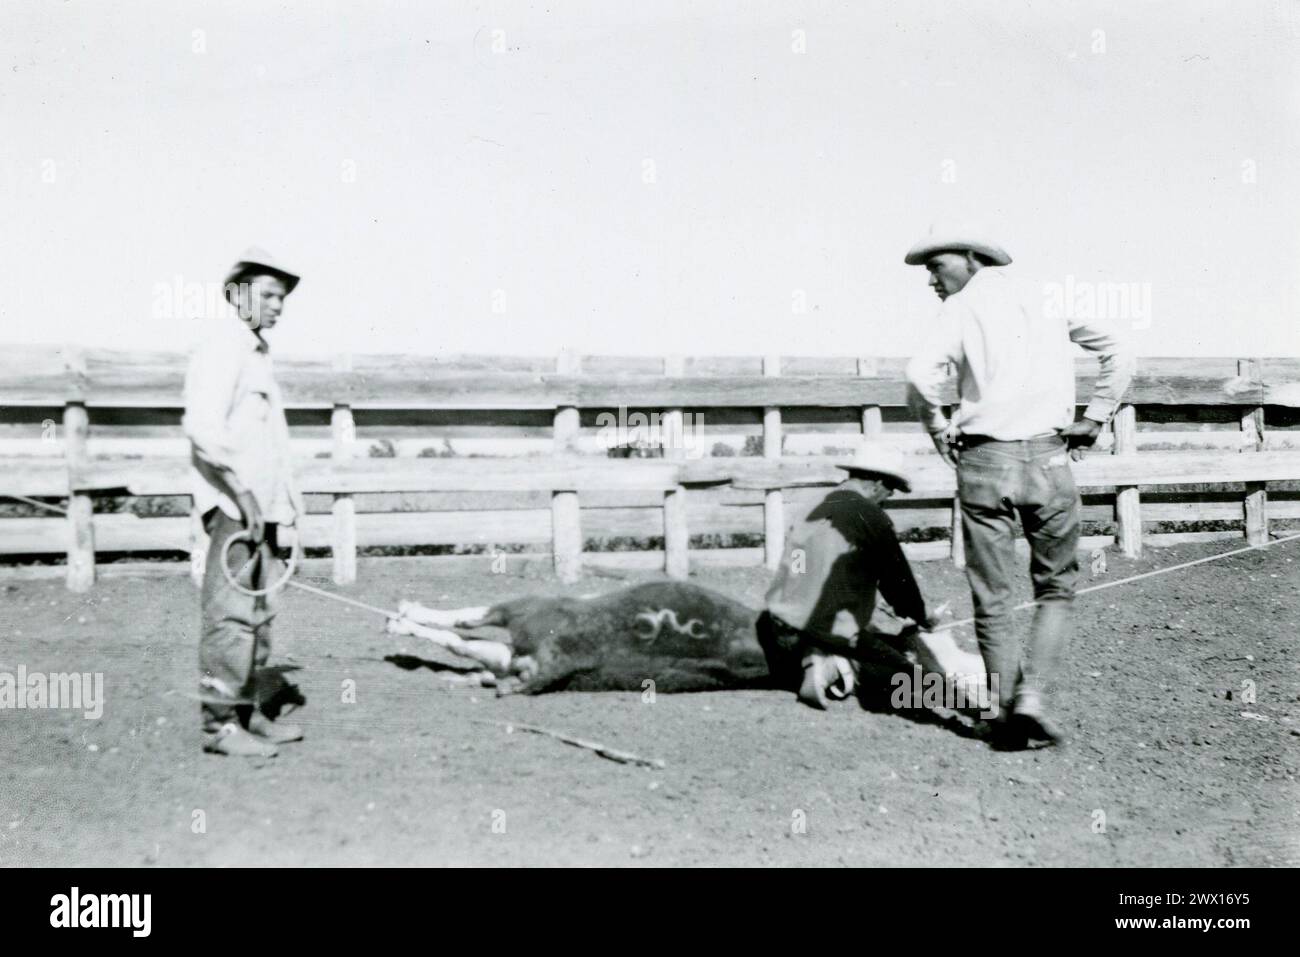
[1,346,1298,591]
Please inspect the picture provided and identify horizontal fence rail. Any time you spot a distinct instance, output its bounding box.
[3,347,1300,409]
[1,345,1298,590]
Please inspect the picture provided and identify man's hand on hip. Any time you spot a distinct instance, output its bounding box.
[235,491,264,544]
[930,426,960,468]
[1061,418,1103,461]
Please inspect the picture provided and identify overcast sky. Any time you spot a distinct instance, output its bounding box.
[2,0,1297,358]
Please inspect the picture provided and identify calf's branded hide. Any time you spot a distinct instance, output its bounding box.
[440,581,913,694]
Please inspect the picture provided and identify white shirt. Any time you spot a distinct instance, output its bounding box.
[182,314,301,525]
[905,267,1136,441]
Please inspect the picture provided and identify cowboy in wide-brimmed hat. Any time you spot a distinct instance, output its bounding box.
[903,222,1012,268]
[836,443,914,494]
[903,220,1135,748]
[760,441,932,710]
[222,246,301,322]
[182,246,307,757]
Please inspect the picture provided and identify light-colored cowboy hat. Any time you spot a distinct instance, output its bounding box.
[223,246,301,296]
[904,222,1012,267]
[838,443,913,493]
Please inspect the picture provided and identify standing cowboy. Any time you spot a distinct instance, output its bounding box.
[183,247,307,757]
[760,445,933,710]
[904,224,1135,747]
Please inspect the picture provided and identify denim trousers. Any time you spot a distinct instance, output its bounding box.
[957,434,1081,710]
[198,508,281,730]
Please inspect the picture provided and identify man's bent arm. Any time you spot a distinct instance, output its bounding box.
[1068,316,1136,424]
[904,305,964,437]
[864,508,928,625]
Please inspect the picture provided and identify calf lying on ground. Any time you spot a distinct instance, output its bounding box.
[385,581,984,700]
[388,581,764,694]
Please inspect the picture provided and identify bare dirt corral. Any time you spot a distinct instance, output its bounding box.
[2,541,1298,867]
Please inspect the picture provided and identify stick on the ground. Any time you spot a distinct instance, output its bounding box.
[473,718,665,769]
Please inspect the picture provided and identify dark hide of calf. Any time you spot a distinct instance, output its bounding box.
[444,581,910,695]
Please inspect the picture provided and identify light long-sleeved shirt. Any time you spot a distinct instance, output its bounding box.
[905,267,1136,441]
[182,314,301,525]
[766,480,927,645]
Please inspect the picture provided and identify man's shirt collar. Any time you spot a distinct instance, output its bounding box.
[224,306,270,353]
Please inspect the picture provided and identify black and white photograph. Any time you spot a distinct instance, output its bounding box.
[0,0,1296,907]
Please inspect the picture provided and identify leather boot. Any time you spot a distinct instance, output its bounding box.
[1011,690,1066,747]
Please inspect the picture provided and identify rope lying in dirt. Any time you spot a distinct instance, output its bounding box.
[931,529,1300,632]
[470,718,666,769]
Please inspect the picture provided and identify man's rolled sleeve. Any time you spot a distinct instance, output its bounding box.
[1069,316,1137,424]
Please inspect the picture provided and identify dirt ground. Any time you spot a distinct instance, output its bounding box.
[2,540,1298,867]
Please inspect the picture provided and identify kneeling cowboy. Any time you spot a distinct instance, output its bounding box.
[182,247,307,758]
[760,445,933,709]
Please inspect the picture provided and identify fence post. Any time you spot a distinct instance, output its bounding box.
[331,353,357,584]
[189,510,208,587]
[553,351,582,583]
[1113,404,1141,557]
[1238,358,1268,545]
[763,355,784,570]
[662,355,689,579]
[64,400,94,592]
[857,357,882,438]
[60,347,94,591]
[950,500,966,568]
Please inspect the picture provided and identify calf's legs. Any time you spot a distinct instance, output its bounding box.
[385,616,513,674]
[397,600,495,629]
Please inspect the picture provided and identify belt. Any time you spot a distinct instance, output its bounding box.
[956,432,1062,451]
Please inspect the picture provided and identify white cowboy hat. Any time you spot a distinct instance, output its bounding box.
[223,246,301,296]
[838,443,913,493]
[904,222,1012,266]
